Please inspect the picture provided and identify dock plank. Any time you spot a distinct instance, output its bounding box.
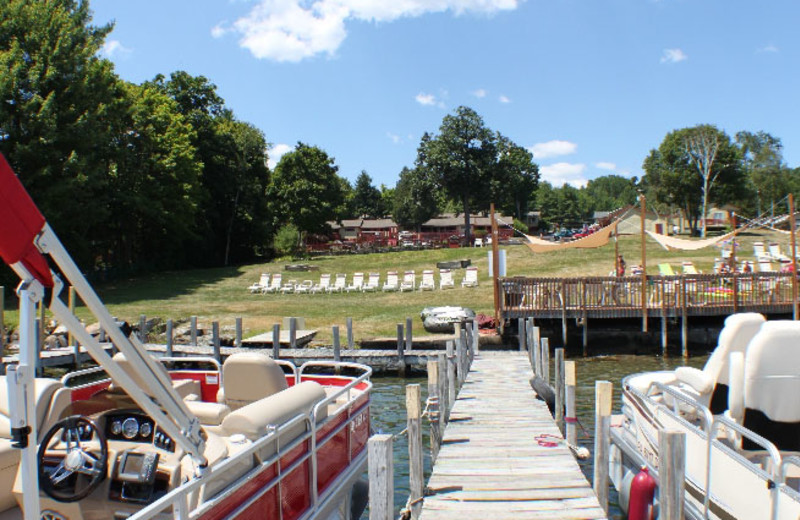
[419,353,606,520]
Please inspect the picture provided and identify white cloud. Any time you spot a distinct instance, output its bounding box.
[540,162,587,188]
[211,23,229,38]
[100,40,131,59]
[498,95,511,103]
[472,88,487,98]
[268,143,293,169]
[595,162,616,171]
[415,92,440,107]
[660,48,687,64]
[757,44,779,53]
[529,140,577,159]
[229,0,521,62]
[387,132,402,144]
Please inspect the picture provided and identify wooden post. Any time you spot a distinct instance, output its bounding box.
[790,194,799,320]
[562,279,568,346]
[235,317,242,348]
[346,317,354,348]
[332,326,341,362]
[406,317,413,352]
[289,317,297,349]
[593,380,613,514]
[491,203,501,326]
[659,430,686,520]
[446,341,456,414]
[427,360,442,460]
[67,285,76,347]
[555,348,565,424]
[518,318,526,351]
[272,324,280,360]
[397,323,405,376]
[681,278,688,358]
[581,280,588,357]
[212,321,220,363]
[526,318,534,368]
[541,337,550,385]
[139,314,147,343]
[165,319,174,357]
[190,316,197,345]
[662,295,668,357]
[406,384,423,520]
[472,319,479,355]
[437,353,449,425]
[641,194,648,332]
[533,326,542,376]
[565,361,577,446]
[455,338,465,386]
[368,434,393,520]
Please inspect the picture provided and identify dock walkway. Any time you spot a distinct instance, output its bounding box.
[420,352,606,520]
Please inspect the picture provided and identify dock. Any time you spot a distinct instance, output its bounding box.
[420,352,606,520]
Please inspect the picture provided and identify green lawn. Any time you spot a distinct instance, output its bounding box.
[2,230,789,345]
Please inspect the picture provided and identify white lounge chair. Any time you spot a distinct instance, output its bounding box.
[757,258,775,273]
[419,270,435,291]
[280,279,298,294]
[346,272,364,292]
[382,271,399,291]
[363,272,380,292]
[474,237,483,247]
[328,273,346,293]
[399,270,416,292]
[753,242,768,259]
[310,273,331,294]
[769,243,789,262]
[248,273,270,293]
[439,269,455,290]
[461,266,478,288]
[294,280,313,294]
[263,273,282,293]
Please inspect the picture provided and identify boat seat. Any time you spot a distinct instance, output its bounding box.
[217,353,288,411]
[674,313,765,413]
[184,400,230,426]
[738,321,800,452]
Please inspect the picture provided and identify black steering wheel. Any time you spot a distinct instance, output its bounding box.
[38,416,108,502]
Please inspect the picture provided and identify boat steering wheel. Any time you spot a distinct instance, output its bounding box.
[38,416,108,502]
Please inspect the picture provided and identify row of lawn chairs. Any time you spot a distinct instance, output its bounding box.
[247,267,479,294]
[751,242,797,263]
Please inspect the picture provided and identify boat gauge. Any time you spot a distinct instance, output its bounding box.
[111,420,123,436]
[140,422,152,438]
[122,417,139,439]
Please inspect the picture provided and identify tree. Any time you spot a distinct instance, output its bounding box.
[416,107,498,244]
[351,170,384,217]
[494,133,540,219]
[582,175,639,214]
[735,131,790,216]
[393,167,440,230]
[268,143,346,243]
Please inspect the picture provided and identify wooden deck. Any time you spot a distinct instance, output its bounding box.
[420,352,606,520]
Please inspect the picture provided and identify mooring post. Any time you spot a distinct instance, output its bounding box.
[555,348,565,424]
[593,380,613,514]
[582,316,588,357]
[526,318,534,367]
[272,324,280,360]
[166,319,174,357]
[190,316,197,346]
[455,338,465,386]
[332,325,341,362]
[565,361,578,446]
[542,337,550,385]
[235,317,242,348]
[446,341,456,414]
[406,384,424,520]
[427,360,441,461]
[518,318,526,351]
[659,430,686,520]
[346,317,354,349]
[438,353,449,425]
[406,317,413,352]
[68,285,76,348]
[532,327,541,376]
[681,278,688,358]
[562,279,568,346]
[397,323,405,376]
[472,319,479,355]
[212,321,220,363]
[368,434,393,520]
[289,317,297,349]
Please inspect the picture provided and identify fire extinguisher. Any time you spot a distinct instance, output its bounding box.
[628,466,656,520]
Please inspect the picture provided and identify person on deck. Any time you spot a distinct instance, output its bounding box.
[616,255,626,277]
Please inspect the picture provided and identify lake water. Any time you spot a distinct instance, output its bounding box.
[365,352,708,519]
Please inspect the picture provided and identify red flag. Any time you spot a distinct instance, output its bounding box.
[0,154,53,287]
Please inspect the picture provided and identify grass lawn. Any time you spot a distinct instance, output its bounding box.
[2,229,791,346]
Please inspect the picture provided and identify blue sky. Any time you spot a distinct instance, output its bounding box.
[91,0,798,189]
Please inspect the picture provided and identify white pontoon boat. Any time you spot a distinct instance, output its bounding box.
[610,312,800,519]
[0,154,371,520]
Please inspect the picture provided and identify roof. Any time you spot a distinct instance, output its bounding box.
[421,212,513,228]
[361,218,397,229]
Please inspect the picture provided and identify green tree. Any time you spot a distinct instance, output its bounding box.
[735,131,790,216]
[583,175,639,213]
[273,223,300,257]
[268,143,346,243]
[494,133,540,219]
[416,106,498,244]
[352,170,384,217]
[393,167,440,230]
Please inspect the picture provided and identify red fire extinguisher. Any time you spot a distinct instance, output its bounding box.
[628,466,656,520]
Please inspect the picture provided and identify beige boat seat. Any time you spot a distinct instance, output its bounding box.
[674,313,765,413]
[217,353,288,411]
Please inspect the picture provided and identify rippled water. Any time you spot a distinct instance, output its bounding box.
[365,352,708,519]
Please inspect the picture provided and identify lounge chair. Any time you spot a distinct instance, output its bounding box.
[439,269,455,290]
[294,280,313,294]
[363,272,380,292]
[769,243,789,262]
[327,273,346,293]
[753,242,768,259]
[461,266,478,288]
[263,273,283,293]
[280,279,298,294]
[346,272,364,292]
[681,262,700,275]
[658,263,677,276]
[310,274,331,294]
[248,273,270,293]
[474,237,483,247]
[419,270,435,291]
[399,270,416,292]
[757,258,775,273]
[382,271,399,291]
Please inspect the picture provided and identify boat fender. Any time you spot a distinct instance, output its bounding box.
[529,376,556,415]
[628,466,656,520]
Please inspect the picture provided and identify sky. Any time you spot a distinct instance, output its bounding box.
[91,0,799,189]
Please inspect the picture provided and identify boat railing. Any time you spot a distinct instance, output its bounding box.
[705,415,783,520]
[646,381,715,435]
[780,456,800,502]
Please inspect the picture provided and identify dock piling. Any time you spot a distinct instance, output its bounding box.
[396,323,406,376]
[427,360,442,460]
[346,317,354,349]
[593,380,613,514]
[235,317,242,348]
[446,341,456,414]
[139,314,146,343]
[659,430,686,520]
[554,348,565,424]
[332,325,341,362]
[406,317,413,352]
[367,434,394,520]
[438,353,449,424]
[406,384,423,520]
[455,338,465,386]
[212,322,220,362]
[472,319,479,354]
[565,360,577,446]
[272,324,280,360]
[289,317,297,349]
[166,319,174,357]
[190,316,197,346]
[518,318,526,351]
[542,337,550,384]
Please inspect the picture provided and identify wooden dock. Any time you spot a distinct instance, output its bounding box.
[420,352,606,520]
